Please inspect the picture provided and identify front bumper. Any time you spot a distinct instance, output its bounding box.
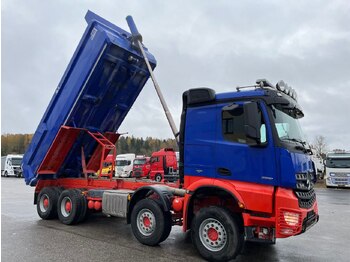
[275,187,319,238]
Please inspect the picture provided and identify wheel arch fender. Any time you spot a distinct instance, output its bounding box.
[127,185,173,224]
[183,179,245,231]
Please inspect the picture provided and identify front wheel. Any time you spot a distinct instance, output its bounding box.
[154,173,162,182]
[131,198,171,246]
[191,207,244,262]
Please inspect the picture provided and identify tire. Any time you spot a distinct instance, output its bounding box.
[37,187,60,220]
[160,211,172,242]
[191,206,244,262]
[131,198,170,246]
[57,189,83,225]
[73,189,88,223]
[155,173,162,182]
[4,171,8,177]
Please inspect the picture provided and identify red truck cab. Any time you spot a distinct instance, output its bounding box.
[132,156,151,178]
[149,148,178,182]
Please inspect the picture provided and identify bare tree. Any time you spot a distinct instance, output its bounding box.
[313,135,328,159]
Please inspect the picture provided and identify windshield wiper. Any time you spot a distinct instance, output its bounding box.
[282,138,312,154]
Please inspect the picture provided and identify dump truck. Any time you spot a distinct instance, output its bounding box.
[22,11,319,261]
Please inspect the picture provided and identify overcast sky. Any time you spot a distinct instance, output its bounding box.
[2,0,350,150]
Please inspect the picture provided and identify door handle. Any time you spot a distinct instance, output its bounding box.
[217,167,231,176]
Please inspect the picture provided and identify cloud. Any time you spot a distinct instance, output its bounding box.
[2,0,350,150]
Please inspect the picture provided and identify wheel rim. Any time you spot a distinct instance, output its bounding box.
[136,208,156,236]
[60,196,72,217]
[155,175,161,182]
[199,218,227,252]
[39,194,49,212]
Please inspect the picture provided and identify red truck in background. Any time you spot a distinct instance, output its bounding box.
[132,156,151,178]
[149,148,178,182]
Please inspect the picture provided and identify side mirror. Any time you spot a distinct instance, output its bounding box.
[243,102,262,143]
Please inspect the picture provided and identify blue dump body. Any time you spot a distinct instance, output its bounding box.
[23,11,156,186]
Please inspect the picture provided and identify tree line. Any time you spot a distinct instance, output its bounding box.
[2,133,345,158]
[1,133,178,157]
[1,134,33,156]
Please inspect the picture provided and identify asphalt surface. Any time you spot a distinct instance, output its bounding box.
[1,177,350,262]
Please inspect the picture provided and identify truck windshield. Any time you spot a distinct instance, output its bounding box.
[10,158,22,165]
[116,160,129,166]
[134,159,146,165]
[271,105,306,144]
[325,158,350,168]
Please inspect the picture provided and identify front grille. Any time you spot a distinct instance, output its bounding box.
[331,178,350,185]
[294,173,316,209]
[134,171,142,177]
[333,172,349,178]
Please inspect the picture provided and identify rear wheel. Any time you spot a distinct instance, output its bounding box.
[74,189,87,223]
[191,207,244,262]
[57,189,83,225]
[131,198,171,246]
[37,187,60,219]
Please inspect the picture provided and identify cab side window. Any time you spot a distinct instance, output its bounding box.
[222,103,266,144]
[150,157,159,163]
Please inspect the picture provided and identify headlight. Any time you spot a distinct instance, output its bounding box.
[283,211,300,226]
[330,173,335,177]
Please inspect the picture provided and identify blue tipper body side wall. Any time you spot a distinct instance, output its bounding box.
[23,11,156,186]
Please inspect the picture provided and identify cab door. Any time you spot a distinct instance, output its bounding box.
[214,101,278,186]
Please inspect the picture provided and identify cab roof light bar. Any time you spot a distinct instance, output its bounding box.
[236,79,298,101]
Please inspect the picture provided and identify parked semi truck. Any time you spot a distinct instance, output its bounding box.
[98,154,115,177]
[324,152,350,188]
[116,153,136,177]
[132,155,151,178]
[150,148,178,182]
[22,11,319,261]
[1,154,23,177]
[311,153,325,179]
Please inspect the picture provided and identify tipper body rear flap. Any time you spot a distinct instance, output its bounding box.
[22,11,156,185]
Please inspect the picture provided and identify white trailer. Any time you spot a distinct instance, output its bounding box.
[115,153,136,177]
[1,154,24,177]
[324,152,350,188]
